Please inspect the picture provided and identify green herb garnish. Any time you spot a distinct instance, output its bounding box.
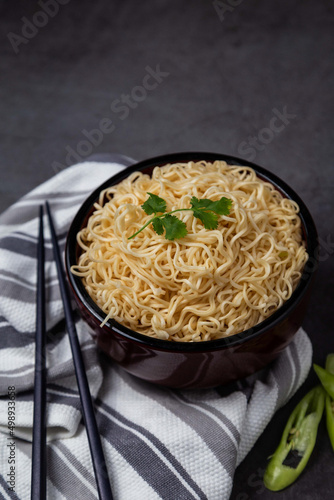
[141,192,167,215]
[128,193,232,241]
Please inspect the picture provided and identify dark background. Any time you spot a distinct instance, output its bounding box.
[1,0,334,498]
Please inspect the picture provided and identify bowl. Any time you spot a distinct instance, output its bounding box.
[65,152,318,389]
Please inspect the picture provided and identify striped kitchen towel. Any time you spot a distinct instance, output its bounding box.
[0,157,312,500]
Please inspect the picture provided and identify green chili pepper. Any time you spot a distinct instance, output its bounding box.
[313,363,334,400]
[326,353,334,375]
[314,354,334,452]
[325,394,334,451]
[325,355,334,451]
[263,385,325,491]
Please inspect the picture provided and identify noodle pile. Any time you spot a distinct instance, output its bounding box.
[71,161,308,342]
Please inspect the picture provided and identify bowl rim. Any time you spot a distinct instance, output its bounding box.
[65,151,318,352]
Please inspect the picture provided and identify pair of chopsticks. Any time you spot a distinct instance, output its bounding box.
[31,202,114,500]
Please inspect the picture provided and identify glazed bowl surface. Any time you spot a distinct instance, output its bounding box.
[65,152,318,389]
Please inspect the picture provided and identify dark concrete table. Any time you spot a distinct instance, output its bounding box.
[1,0,334,498]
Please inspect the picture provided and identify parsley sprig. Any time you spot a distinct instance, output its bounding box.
[128,192,232,241]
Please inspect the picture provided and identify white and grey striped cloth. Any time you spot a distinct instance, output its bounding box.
[0,159,312,500]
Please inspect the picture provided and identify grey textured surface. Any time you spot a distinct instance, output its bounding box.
[1,0,334,498]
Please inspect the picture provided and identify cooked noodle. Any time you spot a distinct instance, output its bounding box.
[71,161,308,342]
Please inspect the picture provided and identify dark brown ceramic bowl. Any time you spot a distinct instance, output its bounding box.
[65,152,318,389]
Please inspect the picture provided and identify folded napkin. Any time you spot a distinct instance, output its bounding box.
[0,158,312,500]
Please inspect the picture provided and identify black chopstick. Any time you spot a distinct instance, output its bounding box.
[31,206,47,500]
[45,201,114,500]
